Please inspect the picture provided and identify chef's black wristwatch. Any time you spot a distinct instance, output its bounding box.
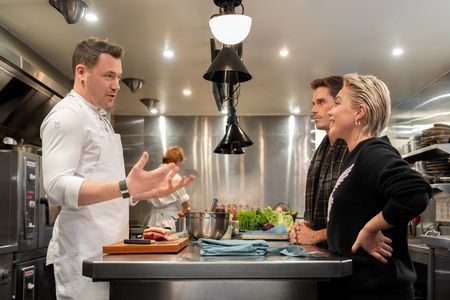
[119,179,130,199]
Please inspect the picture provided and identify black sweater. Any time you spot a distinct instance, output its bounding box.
[327,137,431,296]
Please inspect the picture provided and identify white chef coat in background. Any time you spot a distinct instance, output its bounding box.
[147,174,189,231]
[41,90,129,300]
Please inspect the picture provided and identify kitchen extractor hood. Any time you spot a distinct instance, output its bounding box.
[0,44,67,146]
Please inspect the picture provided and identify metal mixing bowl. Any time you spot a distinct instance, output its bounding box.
[185,212,230,240]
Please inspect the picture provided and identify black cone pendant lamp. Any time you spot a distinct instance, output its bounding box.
[214,142,245,154]
[214,115,253,154]
[204,0,253,154]
[203,46,252,84]
[204,46,253,154]
[221,123,253,148]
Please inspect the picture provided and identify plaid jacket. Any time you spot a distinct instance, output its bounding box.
[304,136,348,231]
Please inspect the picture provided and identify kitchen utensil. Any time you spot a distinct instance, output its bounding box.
[210,198,218,212]
[129,227,144,239]
[231,220,240,236]
[175,217,186,233]
[185,212,230,240]
[124,239,152,244]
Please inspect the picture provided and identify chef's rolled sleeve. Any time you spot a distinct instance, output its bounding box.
[41,105,86,209]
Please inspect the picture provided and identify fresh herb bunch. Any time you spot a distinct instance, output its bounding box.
[237,210,267,230]
[237,207,294,231]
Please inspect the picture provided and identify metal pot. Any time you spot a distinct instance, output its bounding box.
[185,212,230,240]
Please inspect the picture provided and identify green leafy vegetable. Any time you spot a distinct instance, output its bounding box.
[237,207,294,231]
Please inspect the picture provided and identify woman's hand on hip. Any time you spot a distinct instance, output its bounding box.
[351,227,393,264]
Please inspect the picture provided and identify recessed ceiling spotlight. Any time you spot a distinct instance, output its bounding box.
[392,47,404,57]
[292,107,301,114]
[85,12,98,22]
[279,48,289,57]
[182,89,192,96]
[163,49,174,58]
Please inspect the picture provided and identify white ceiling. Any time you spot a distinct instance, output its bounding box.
[1,0,450,116]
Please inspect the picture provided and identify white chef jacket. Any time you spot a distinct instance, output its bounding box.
[41,90,129,300]
[147,174,189,230]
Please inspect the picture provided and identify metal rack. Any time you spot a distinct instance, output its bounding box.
[402,143,450,193]
[403,144,450,300]
[402,143,450,163]
[431,184,450,194]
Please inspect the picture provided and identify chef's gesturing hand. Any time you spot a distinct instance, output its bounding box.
[351,227,393,264]
[126,152,196,201]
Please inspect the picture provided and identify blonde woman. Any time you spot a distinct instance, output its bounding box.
[147,146,190,231]
[326,74,430,300]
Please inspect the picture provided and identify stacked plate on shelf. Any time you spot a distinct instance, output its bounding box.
[424,159,450,177]
[419,123,450,148]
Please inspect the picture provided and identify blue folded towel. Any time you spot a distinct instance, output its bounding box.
[198,239,326,257]
[266,224,288,233]
[198,238,269,256]
[267,245,326,257]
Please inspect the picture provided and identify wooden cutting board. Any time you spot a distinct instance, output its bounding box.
[103,237,189,254]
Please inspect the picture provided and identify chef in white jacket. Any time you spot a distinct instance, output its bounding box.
[40,37,195,300]
[147,146,190,230]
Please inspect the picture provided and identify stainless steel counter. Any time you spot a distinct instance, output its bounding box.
[421,235,450,300]
[83,241,351,280]
[83,241,352,300]
[422,235,450,250]
[408,238,429,265]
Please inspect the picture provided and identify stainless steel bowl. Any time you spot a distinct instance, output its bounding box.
[185,212,230,240]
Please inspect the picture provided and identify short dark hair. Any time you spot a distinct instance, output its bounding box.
[72,37,124,74]
[310,76,343,98]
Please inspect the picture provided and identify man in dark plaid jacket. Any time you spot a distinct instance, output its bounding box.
[290,76,347,247]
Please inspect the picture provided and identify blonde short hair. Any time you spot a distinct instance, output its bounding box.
[343,73,391,136]
[162,146,185,164]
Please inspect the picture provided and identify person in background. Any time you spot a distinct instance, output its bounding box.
[147,146,190,231]
[326,73,430,299]
[290,76,347,246]
[40,37,195,300]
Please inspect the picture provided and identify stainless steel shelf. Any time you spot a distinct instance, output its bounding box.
[402,143,450,163]
[431,183,450,194]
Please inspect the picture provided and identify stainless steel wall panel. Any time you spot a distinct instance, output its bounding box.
[115,115,314,223]
[114,116,144,135]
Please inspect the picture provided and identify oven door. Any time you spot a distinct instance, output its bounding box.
[0,150,19,252]
[13,256,56,300]
[0,253,13,299]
